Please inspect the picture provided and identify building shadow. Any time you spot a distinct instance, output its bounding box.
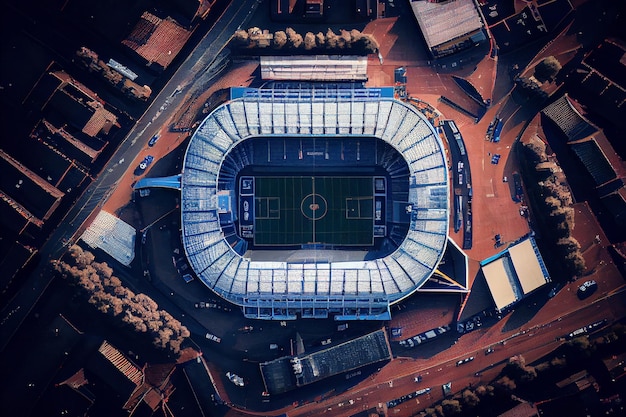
[501,287,550,332]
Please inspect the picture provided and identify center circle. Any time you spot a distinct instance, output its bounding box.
[301,193,328,220]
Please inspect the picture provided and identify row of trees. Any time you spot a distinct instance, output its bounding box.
[233,27,379,53]
[416,354,563,417]
[52,245,190,355]
[416,322,626,417]
[522,135,586,276]
[418,384,499,417]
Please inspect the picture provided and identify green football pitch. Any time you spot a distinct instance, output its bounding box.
[252,176,374,246]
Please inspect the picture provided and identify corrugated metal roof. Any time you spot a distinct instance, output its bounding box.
[542,95,598,142]
[571,138,617,186]
[410,0,483,49]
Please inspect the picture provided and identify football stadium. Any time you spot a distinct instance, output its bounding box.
[179,85,449,320]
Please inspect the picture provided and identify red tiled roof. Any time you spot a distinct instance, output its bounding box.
[122,12,192,69]
[144,363,175,388]
[176,347,202,364]
[98,341,144,386]
[57,368,88,389]
[82,101,119,137]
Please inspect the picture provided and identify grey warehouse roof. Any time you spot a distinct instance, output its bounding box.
[410,0,483,49]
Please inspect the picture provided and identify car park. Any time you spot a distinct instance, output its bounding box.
[577,280,597,300]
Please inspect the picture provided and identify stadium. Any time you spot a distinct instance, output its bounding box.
[179,84,449,321]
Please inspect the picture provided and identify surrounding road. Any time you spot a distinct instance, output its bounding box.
[0,0,260,353]
[279,286,626,417]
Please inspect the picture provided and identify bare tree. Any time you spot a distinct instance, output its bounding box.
[461,389,480,408]
[326,28,338,49]
[340,30,352,47]
[523,136,547,162]
[286,27,303,48]
[357,33,379,53]
[442,399,462,415]
[234,29,249,44]
[273,30,287,49]
[304,32,316,50]
[315,31,325,48]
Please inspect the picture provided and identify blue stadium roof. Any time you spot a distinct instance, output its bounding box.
[180,87,449,320]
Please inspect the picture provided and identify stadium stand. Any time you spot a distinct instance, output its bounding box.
[180,86,449,320]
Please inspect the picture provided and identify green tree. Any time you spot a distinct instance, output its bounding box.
[534,56,562,83]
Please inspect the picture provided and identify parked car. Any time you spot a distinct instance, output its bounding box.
[205,333,221,343]
[442,382,452,396]
[226,372,244,387]
[456,356,474,366]
[195,301,217,309]
[148,134,159,147]
[577,280,597,300]
[138,155,154,170]
[485,347,495,355]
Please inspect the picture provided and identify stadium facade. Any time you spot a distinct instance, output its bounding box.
[180,85,449,320]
